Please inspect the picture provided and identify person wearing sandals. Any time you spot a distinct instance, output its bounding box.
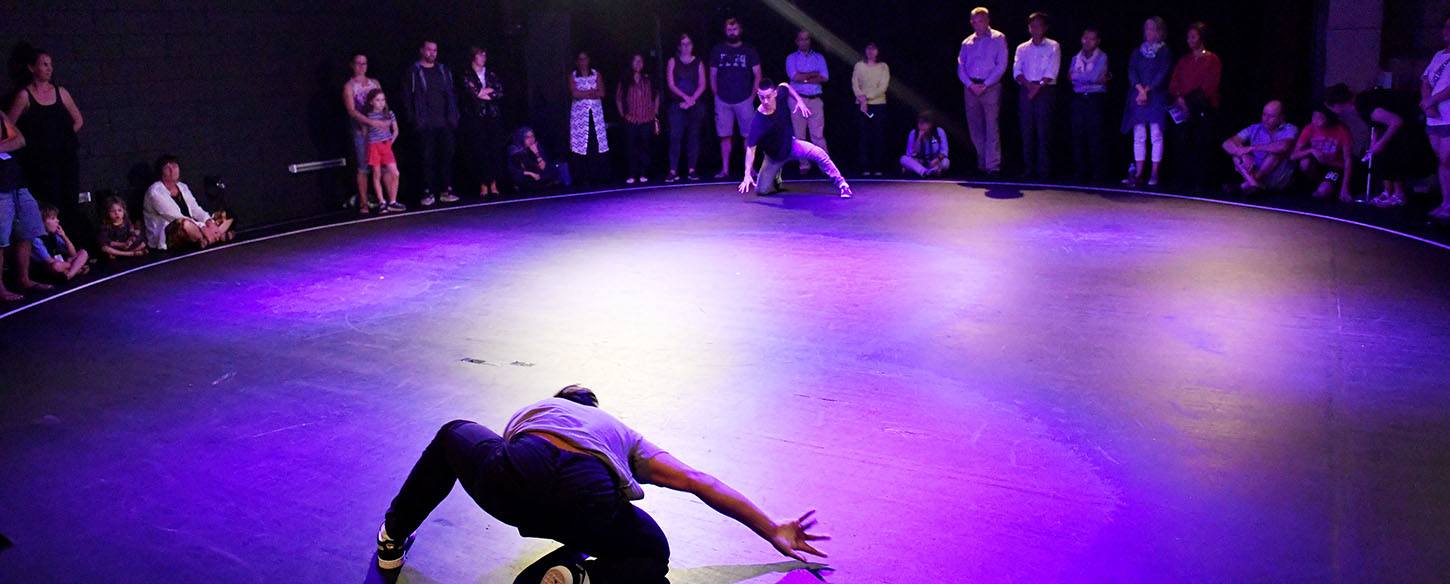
[342,52,387,214]
[1290,106,1354,202]
[665,34,707,183]
[1121,17,1172,187]
[1421,13,1450,223]
[1363,88,1421,208]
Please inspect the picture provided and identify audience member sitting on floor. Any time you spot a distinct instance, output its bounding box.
[900,112,950,177]
[96,195,147,262]
[0,111,51,301]
[1222,100,1298,194]
[508,127,571,192]
[31,204,88,281]
[1291,106,1354,202]
[143,155,234,251]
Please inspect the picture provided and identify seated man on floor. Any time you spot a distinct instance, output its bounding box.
[142,155,233,251]
[738,78,852,198]
[1222,100,1298,194]
[375,385,828,584]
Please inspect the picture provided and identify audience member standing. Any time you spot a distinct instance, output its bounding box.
[568,51,610,185]
[1423,14,1450,223]
[1069,28,1110,182]
[401,40,460,206]
[461,46,505,198]
[665,34,707,183]
[7,48,84,245]
[786,30,829,175]
[0,111,49,301]
[710,18,762,179]
[616,53,660,184]
[1122,17,1172,187]
[852,42,890,176]
[1012,12,1060,179]
[1344,85,1419,208]
[957,7,1008,177]
[343,52,384,213]
[1168,22,1223,191]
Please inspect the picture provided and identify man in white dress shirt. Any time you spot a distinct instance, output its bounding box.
[1013,12,1060,179]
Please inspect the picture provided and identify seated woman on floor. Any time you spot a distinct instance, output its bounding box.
[143,154,233,251]
[508,127,571,193]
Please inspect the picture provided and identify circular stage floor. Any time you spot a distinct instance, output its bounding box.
[3,181,1450,582]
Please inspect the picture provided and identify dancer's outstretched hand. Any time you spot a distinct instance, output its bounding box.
[768,510,830,563]
[738,174,757,193]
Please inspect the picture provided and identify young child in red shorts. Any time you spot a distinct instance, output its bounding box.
[365,89,405,213]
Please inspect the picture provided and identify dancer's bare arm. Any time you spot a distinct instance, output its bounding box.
[644,452,829,562]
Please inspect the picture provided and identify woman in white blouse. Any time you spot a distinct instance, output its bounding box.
[143,155,233,250]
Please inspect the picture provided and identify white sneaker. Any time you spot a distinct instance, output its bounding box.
[625,178,636,184]
[420,194,436,207]
[639,176,649,183]
[440,192,460,203]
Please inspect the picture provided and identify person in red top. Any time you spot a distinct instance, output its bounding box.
[1168,22,1222,191]
[1291,106,1354,201]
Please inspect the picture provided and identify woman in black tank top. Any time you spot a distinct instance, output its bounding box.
[7,49,84,244]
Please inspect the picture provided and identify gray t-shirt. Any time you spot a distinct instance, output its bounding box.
[503,398,666,500]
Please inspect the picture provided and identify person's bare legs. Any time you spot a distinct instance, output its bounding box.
[357,171,371,210]
[64,249,89,279]
[718,137,733,177]
[384,164,401,205]
[1431,135,1450,217]
[0,247,19,301]
[14,240,51,291]
[371,164,386,210]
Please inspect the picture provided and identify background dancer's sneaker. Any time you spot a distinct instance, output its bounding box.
[376,524,416,570]
[541,563,589,584]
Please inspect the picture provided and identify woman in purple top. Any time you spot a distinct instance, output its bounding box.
[1121,16,1172,187]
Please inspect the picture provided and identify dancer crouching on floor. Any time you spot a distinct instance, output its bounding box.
[739,78,852,198]
[375,385,829,583]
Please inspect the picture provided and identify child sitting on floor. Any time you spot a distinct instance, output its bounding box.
[96,195,148,262]
[32,204,89,281]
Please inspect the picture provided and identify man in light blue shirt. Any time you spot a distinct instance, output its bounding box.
[957,7,1009,175]
[1070,27,1110,181]
[786,30,829,174]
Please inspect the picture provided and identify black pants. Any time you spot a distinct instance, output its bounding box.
[857,104,887,173]
[572,116,611,185]
[385,420,670,583]
[21,148,87,247]
[462,116,503,192]
[417,126,456,196]
[666,102,704,173]
[1172,109,1218,191]
[1070,92,1109,182]
[624,122,654,178]
[1019,88,1055,177]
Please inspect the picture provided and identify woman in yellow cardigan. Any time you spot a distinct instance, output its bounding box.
[852,42,891,176]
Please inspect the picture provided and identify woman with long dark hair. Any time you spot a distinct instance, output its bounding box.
[7,48,84,241]
[462,46,505,197]
[616,53,659,184]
